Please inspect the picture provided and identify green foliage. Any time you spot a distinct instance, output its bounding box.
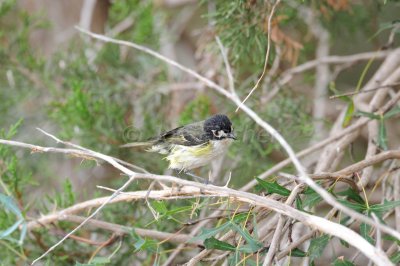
[179,95,212,125]
[390,251,400,263]
[307,234,330,263]
[207,0,269,67]
[255,177,291,196]
[302,187,322,209]
[204,237,236,251]
[332,257,355,266]
[360,223,375,245]
[53,179,76,209]
[336,188,365,205]
[355,106,400,150]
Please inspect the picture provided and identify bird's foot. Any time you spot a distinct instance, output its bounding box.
[184,172,212,185]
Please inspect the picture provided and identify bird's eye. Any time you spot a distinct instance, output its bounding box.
[212,130,226,138]
[212,130,220,137]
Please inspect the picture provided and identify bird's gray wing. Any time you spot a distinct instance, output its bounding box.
[160,121,208,146]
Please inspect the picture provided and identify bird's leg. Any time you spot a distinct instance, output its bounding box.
[184,171,208,184]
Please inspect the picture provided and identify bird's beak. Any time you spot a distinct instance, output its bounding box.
[228,132,237,140]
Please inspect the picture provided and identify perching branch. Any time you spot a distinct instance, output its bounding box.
[0,134,395,265]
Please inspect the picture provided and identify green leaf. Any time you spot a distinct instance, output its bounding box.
[232,212,249,223]
[308,234,330,262]
[191,222,231,242]
[204,237,236,251]
[227,251,241,265]
[255,178,291,196]
[296,197,303,210]
[337,199,367,213]
[384,105,400,119]
[355,111,380,120]
[360,223,375,245]
[290,247,307,257]
[390,251,400,263]
[90,257,111,264]
[0,193,26,245]
[369,21,400,41]
[303,190,322,208]
[342,101,354,127]
[151,200,167,214]
[369,200,400,213]
[378,118,388,150]
[339,239,349,248]
[62,179,75,207]
[337,188,365,204]
[237,244,263,253]
[382,235,400,245]
[133,237,157,252]
[332,257,355,266]
[229,222,263,252]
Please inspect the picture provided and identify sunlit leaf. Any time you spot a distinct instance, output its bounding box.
[342,101,354,127]
[151,200,167,214]
[354,111,380,120]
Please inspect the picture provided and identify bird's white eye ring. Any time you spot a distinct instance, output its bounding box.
[212,129,220,137]
[212,130,227,138]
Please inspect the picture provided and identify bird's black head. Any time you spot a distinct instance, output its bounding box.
[204,114,236,140]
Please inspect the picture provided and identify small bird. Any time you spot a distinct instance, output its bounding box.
[121,114,236,172]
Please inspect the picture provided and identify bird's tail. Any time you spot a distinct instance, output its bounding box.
[120,141,155,148]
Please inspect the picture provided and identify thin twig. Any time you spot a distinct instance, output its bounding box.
[235,0,281,112]
[216,36,235,93]
[61,215,199,245]
[330,82,400,99]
